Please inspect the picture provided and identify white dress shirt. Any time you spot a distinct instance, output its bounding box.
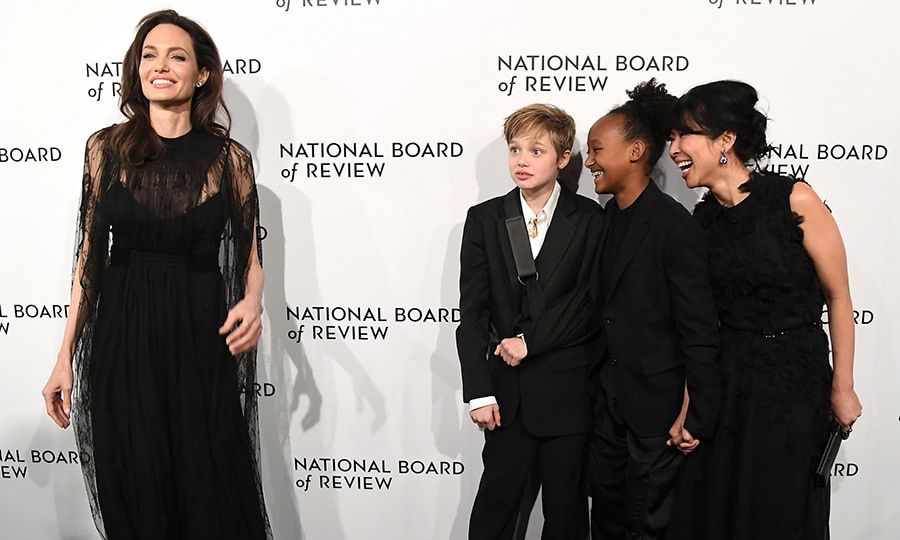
[522,180,561,258]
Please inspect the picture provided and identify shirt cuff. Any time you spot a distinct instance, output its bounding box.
[469,396,497,412]
[517,333,528,354]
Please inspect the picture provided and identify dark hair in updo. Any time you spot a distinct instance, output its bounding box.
[671,80,770,163]
[608,78,677,174]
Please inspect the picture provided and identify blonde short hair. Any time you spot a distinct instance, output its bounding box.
[503,104,575,158]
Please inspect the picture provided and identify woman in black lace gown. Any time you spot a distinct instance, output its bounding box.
[41,11,271,539]
[666,81,862,539]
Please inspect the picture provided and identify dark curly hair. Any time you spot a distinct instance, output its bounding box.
[671,80,770,163]
[608,78,677,174]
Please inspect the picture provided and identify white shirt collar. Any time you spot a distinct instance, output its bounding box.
[520,181,562,224]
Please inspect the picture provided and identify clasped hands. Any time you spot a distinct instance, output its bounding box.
[667,422,699,455]
[667,393,699,455]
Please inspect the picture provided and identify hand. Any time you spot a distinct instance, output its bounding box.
[219,296,263,355]
[666,387,698,453]
[667,417,685,447]
[42,353,74,429]
[469,404,502,431]
[494,337,527,367]
[667,422,699,454]
[667,421,699,453]
[831,387,862,432]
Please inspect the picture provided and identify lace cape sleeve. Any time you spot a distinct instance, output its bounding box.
[71,127,115,536]
[220,139,271,534]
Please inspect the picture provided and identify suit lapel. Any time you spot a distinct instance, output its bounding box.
[606,181,658,297]
[534,187,576,284]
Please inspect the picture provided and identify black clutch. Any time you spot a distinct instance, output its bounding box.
[814,421,849,486]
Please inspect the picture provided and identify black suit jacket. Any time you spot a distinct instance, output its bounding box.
[600,181,721,438]
[456,185,604,437]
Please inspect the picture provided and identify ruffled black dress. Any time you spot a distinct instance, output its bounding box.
[70,127,271,539]
[671,173,833,539]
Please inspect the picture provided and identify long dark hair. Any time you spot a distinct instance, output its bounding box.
[671,80,770,163]
[609,78,677,174]
[108,10,230,166]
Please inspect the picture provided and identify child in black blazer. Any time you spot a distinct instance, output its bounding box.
[457,104,604,539]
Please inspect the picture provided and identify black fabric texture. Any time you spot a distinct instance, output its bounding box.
[670,173,832,540]
[70,126,271,539]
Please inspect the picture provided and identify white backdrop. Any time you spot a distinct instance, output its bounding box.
[1,1,898,538]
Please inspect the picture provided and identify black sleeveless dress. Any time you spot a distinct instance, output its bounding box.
[70,128,271,539]
[671,173,833,539]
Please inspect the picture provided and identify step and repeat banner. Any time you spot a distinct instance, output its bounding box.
[1,1,897,538]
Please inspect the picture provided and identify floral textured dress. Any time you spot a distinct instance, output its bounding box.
[672,173,833,539]
[70,127,271,539]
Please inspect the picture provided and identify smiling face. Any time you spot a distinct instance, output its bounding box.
[668,121,723,189]
[138,23,208,109]
[584,114,639,195]
[507,130,570,196]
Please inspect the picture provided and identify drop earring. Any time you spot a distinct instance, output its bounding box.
[719,151,728,166]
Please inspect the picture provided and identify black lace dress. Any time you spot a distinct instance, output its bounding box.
[70,127,271,539]
[671,173,833,539]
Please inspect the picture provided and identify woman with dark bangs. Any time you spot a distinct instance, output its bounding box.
[667,80,862,539]
[41,10,271,539]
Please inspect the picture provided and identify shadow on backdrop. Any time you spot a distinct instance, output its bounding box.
[228,74,391,539]
[227,79,309,540]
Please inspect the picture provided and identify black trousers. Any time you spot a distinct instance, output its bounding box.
[469,413,589,540]
[587,364,684,539]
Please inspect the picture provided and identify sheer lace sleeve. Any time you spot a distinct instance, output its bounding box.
[71,127,114,537]
[75,129,112,308]
[221,139,270,535]
[223,139,262,286]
